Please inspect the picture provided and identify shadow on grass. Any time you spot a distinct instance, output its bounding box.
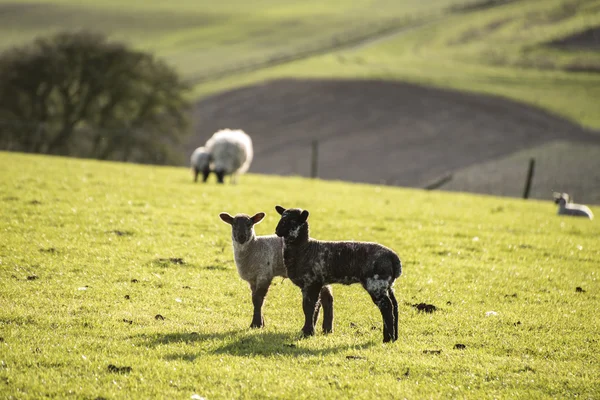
[136,330,374,359]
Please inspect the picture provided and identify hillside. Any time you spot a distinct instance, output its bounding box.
[0,0,467,80]
[190,79,600,203]
[2,0,598,129]
[1,0,599,203]
[190,0,600,129]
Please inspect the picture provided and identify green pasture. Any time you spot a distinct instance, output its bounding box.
[2,0,599,129]
[0,0,464,81]
[193,0,600,130]
[1,151,599,399]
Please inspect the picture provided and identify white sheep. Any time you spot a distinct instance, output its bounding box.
[205,129,253,184]
[190,146,212,183]
[219,211,334,331]
[554,193,594,220]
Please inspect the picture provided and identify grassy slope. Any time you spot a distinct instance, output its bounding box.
[192,0,600,129]
[1,151,599,399]
[2,0,598,129]
[0,0,464,80]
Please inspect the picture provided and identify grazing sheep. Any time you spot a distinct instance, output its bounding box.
[274,205,402,343]
[205,129,253,184]
[219,211,334,331]
[554,192,594,220]
[190,146,212,183]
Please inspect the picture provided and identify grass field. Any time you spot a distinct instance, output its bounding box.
[192,0,600,130]
[1,151,599,399]
[1,0,599,130]
[0,0,465,81]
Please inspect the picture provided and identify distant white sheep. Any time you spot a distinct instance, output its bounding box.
[554,193,594,220]
[190,146,211,183]
[205,129,253,184]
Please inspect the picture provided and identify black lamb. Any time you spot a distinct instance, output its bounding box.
[274,206,402,343]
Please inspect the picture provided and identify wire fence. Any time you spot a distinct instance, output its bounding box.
[288,138,600,205]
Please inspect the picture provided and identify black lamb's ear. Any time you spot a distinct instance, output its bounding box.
[251,212,266,225]
[300,210,309,223]
[275,205,286,215]
[219,212,234,225]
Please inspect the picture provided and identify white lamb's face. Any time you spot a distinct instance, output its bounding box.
[230,216,254,244]
[219,212,265,244]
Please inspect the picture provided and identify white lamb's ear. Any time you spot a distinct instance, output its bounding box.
[275,205,286,215]
[251,212,265,225]
[219,212,234,225]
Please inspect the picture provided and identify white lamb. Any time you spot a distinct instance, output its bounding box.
[190,146,212,183]
[205,129,253,184]
[554,192,594,220]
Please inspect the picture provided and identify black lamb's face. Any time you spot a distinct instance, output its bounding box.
[275,206,309,238]
[219,212,265,244]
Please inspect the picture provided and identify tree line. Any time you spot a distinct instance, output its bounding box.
[0,31,190,165]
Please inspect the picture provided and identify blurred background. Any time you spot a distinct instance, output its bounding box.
[1,0,599,202]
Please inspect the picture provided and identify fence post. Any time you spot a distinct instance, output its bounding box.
[310,140,319,178]
[522,158,535,199]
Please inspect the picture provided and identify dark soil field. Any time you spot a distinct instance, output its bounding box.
[189,79,600,203]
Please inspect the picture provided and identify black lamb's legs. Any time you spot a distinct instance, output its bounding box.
[369,291,395,343]
[388,288,399,341]
[301,284,322,337]
[319,285,334,334]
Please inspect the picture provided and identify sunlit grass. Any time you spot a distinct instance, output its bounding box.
[1,151,599,398]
